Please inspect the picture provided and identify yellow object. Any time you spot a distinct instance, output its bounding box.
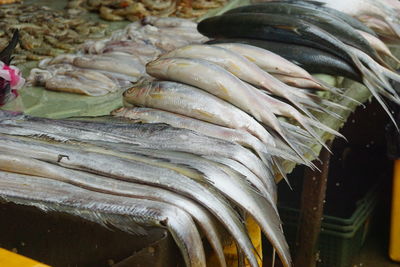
[0,248,50,267]
[390,160,400,262]
[207,216,262,267]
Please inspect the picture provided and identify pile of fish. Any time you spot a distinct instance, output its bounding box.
[0,110,283,267]
[27,17,206,96]
[115,42,353,265]
[67,0,228,21]
[198,0,400,128]
[0,2,109,64]
[3,2,400,267]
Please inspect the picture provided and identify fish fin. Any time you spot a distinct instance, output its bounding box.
[0,30,19,65]
[0,194,149,235]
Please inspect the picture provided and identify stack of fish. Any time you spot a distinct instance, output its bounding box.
[0,110,285,267]
[67,0,229,21]
[197,0,400,127]
[116,44,349,265]
[27,17,206,96]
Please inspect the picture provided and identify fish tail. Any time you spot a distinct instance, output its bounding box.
[384,18,400,40]
[288,114,342,152]
[364,77,399,131]
[277,127,318,169]
[272,156,291,190]
[288,90,346,120]
[383,52,400,67]
[167,211,207,267]
[266,145,306,164]
[305,117,346,140]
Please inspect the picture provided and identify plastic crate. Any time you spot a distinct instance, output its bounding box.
[279,184,379,267]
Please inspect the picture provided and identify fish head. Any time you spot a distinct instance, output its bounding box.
[146,58,173,76]
[123,78,154,99]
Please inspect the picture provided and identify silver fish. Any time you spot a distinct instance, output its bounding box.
[0,134,260,267]
[212,43,340,93]
[111,106,275,164]
[146,57,310,160]
[0,115,272,185]
[0,170,206,267]
[159,44,329,118]
[0,153,226,267]
[122,79,276,147]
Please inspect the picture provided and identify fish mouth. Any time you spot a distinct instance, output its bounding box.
[111,107,126,115]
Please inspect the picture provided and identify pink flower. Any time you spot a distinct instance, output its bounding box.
[0,61,25,91]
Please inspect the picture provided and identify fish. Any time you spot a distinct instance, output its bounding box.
[102,144,292,267]
[0,112,274,196]
[207,38,362,82]
[224,3,387,67]
[355,29,400,66]
[208,41,363,106]
[122,79,276,148]
[0,134,260,267]
[0,170,206,267]
[111,106,276,166]
[309,0,400,39]
[209,42,327,89]
[72,54,145,78]
[146,57,307,161]
[201,12,400,125]
[44,68,119,96]
[159,44,336,117]
[0,152,226,267]
[158,44,346,131]
[258,0,378,36]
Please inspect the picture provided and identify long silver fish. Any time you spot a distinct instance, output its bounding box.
[111,106,275,164]
[211,43,340,93]
[0,135,260,267]
[111,145,291,267]
[158,44,342,118]
[0,115,273,184]
[122,79,276,147]
[0,171,206,267]
[152,44,343,145]
[0,153,226,267]
[146,57,312,160]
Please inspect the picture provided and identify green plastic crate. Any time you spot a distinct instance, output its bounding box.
[279,184,379,267]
